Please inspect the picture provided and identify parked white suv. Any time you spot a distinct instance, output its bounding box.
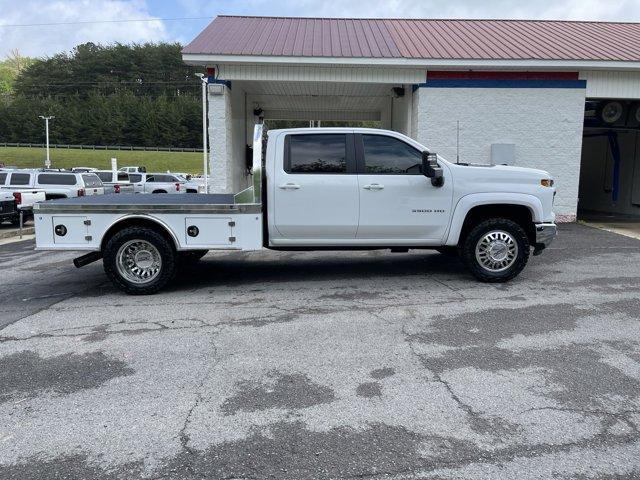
[126,172,186,194]
[1,170,104,199]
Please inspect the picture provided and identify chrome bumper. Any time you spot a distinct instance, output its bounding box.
[533,222,557,255]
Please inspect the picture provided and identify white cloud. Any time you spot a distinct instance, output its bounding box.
[0,0,169,58]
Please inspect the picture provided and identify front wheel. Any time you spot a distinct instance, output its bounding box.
[461,218,530,283]
[103,227,177,294]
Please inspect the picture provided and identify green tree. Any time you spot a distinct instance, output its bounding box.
[1,43,203,148]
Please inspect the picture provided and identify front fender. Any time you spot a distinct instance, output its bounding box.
[444,193,544,246]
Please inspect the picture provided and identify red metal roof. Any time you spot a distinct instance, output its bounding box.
[183,16,640,62]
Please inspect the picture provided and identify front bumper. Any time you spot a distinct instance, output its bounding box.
[533,222,557,256]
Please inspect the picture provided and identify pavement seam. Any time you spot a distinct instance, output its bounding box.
[177,328,222,460]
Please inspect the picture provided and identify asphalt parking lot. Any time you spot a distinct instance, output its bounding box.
[0,223,639,479]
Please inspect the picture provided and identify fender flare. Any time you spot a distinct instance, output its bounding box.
[445,193,544,246]
[100,214,180,250]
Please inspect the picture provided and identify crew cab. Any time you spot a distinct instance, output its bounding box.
[126,173,186,194]
[33,126,557,294]
[1,170,104,199]
[94,170,135,194]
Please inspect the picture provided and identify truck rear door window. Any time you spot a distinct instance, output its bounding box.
[362,135,422,174]
[37,173,77,185]
[96,172,112,182]
[117,172,129,182]
[0,173,6,184]
[10,173,31,185]
[287,134,347,173]
[129,174,142,183]
[82,174,103,188]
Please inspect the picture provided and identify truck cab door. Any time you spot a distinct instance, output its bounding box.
[272,132,359,241]
[355,133,453,243]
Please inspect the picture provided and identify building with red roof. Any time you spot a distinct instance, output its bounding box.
[183,16,640,221]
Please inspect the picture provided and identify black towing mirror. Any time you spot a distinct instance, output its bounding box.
[422,151,444,187]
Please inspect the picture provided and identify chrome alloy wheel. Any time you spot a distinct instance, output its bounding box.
[116,239,162,284]
[474,230,518,273]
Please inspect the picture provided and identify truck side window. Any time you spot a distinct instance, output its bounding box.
[117,172,129,182]
[0,173,6,184]
[10,173,31,185]
[287,134,347,174]
[129,174,142,183]
[96,172,112,182]
[363,135,422,174]
[37,173,77,185]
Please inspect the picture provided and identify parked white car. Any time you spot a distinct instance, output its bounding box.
[126,172,186,194]
[94,170,135,194]
[33,126,557,294]
[1,169,105,199]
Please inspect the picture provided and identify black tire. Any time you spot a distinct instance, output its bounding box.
[461,218,530,283]
[103,227,177,295]
[178,250,208,264]
[436,246,459,257]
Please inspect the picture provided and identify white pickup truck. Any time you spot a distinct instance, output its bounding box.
[33,126,557,294]
[94,171,135,194]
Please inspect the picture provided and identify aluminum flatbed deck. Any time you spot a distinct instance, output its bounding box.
[34,194,261,214]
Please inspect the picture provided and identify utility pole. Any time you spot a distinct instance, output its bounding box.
[39,115,54,168]
[195,73,208,193]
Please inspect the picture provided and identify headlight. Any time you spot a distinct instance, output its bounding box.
[540,179,554,187]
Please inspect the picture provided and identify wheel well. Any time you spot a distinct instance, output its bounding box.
[459,204,535,245]
[152,190,167,194]
[45,194,67,200]
[101,217,178,251]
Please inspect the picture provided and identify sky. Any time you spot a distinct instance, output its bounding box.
[1,0,640,58]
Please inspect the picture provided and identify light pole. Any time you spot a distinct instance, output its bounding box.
[195,73,208,193]
[39,115,54,168]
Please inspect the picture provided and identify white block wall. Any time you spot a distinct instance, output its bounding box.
[208,86,234,193]
[414,86,586,220]
[208,85,250,194]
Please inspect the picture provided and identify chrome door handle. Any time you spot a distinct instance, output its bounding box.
[363,183,384,190]
[278,183,301,190]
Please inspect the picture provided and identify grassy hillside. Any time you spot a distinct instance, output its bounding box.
[0,147,204,174]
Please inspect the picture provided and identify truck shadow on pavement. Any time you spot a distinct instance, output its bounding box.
[171,250,469,291]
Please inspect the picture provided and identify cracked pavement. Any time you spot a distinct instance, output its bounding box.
[0,223,639,479]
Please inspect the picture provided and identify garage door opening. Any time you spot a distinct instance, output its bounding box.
[578,99,640,236]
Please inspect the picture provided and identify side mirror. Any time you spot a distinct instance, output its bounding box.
[422,151,444,187]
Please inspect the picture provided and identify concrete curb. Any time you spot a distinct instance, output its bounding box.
[0,227,35,239]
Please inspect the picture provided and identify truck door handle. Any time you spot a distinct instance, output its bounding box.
[363,183,384,190]
[278,183,300,190]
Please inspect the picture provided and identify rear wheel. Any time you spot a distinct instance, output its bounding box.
[103,227,176,294]
[461,218,529,282]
